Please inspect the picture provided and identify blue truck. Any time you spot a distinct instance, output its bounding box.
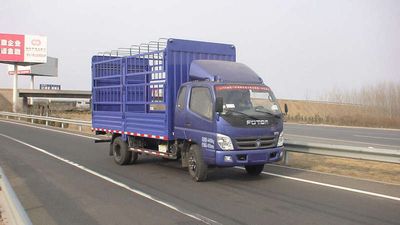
[92,38,286,181]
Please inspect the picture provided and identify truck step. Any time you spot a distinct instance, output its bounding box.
[94,139,111,143]
[129,147,177,159]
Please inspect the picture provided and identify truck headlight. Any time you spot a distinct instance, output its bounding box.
[217,134,234,150]
[277,132,284,147]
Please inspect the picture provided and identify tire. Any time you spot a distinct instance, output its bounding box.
[112,137,132,165]
[188,144,208,182]
[245,164,264,176]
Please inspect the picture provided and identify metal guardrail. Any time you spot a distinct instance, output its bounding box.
[0,111,91,131]
[0,111,399,164]
[0,167,32,225]
[284,141,400,164]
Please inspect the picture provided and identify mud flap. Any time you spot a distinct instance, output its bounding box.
[109,142,113,156]
[180,142,189,168]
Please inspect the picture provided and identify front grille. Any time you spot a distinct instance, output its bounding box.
[235,136,276,150]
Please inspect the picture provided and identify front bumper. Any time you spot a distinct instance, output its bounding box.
[214,146,284,167]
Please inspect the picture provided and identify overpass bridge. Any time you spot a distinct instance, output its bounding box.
[16,89,91,112]
[19,89,91,99]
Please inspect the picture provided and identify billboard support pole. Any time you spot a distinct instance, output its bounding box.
[12,64,18,112]
[29,75,35,105]
[30,75,34,89]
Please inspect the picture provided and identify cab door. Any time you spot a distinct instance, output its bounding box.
[185,86,214,133]
[174,85,188,139]
[185,85,216,163]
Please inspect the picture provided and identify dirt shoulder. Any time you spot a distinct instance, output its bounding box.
[281,152,400,185]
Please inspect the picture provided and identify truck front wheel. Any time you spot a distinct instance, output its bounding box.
[188,144,208,182]
[245,165,264,176]
[112,137,132,165]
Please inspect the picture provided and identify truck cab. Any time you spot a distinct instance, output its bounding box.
[174,60,284,180]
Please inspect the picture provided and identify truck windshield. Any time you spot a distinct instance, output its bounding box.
[215,85,282,117]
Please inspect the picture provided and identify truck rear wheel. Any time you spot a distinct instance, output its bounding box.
[188,144,208,182]
[245,165,264,176]
[112,137,132,165]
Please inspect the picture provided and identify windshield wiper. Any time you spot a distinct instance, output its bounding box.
[224,109,260,120]
[254,109,282,118]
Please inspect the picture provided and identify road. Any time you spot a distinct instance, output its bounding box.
[0,119,399,225]
[285,123,400,150]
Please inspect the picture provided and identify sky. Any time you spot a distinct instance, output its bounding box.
[0,0,399,100]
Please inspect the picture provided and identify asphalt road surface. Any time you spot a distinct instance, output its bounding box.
[285,123,400,150]
[0,119,399,225]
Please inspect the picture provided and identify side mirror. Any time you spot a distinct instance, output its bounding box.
[215,97,223,113]
[284,103,289,115]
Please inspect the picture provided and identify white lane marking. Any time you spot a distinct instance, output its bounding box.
[265,164,400,186]
[0,119,100,140]
[286,133,399,149]
[0,133,220,225]
[235,167,400,202]
[353,135,400,141]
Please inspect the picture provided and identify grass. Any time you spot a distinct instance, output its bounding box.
[278,99,400,129]
[51,110,91,121]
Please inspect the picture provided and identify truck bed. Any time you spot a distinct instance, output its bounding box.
[91,38,236,140]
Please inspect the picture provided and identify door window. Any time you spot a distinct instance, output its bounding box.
[177,86,187,110]
[189,87,213,120]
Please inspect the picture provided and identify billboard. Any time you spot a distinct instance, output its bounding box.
[0,33,47,65]
[7,57,58,77]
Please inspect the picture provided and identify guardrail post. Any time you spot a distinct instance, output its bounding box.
[45,120,49,126]
[79,125,82,132]
[284,151,289,165]
[61,123,64,129]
